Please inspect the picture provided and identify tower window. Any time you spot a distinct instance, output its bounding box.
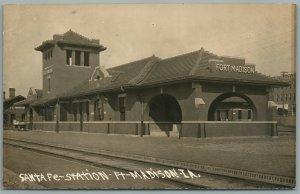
[66,50,72,65]
[84,52,90,66]
[75,51,81,66]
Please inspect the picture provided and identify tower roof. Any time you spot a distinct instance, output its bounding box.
[35,30,106,52]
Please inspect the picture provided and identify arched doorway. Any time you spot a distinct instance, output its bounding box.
[148,94,182,135]
[208,93,257,121]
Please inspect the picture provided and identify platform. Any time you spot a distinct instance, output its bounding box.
[4,129,295,178]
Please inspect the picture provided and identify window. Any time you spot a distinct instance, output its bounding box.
[86,102,89,121]
[73,104,77,121]
[10,114,15,125]
[60,105,68,121]
[293,93,296,101]
[225,110,229,120]
[21,114,26,121]
[45,107,54,121]
[84,52,90,66]
[247,110,252,120]
[48,77,51,92]
[238,110,242,120]
[119,97,126,121]
[66,50,72,65]
[75,51,81,66]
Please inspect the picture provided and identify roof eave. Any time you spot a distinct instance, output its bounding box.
[57,40,106,52]
[35,41,55,52]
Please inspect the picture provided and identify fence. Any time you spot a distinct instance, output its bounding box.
[28,120,278,138]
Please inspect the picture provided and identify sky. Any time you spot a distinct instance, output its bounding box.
[3,4,295,96]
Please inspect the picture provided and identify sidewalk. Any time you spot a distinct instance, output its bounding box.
[4,130,296,177]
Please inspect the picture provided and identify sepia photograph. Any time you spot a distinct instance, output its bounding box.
[2,4,296,189]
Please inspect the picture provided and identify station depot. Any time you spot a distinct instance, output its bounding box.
[16,30,288,138]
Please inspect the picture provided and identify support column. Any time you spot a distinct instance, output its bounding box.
[138,92,145,137]
[192,82,205,120]
[80,51,84,66]
[89,100,95,121]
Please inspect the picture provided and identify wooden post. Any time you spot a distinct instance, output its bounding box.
[140,121,144,137]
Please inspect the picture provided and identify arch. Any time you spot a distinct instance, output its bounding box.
[147,94,182,134]
[208,93,257,121]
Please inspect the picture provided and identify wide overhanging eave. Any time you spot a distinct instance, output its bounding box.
[35,41,55,52]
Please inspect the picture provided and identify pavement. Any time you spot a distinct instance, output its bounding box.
[4,129,296,178]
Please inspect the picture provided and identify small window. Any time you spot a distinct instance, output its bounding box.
[75,51,81,66]
[84,52,90,66]
[66,50,72,65]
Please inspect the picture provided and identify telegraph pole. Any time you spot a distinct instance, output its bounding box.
[281,71,288,116]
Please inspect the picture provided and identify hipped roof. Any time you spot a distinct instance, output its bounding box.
[30,48,289,106]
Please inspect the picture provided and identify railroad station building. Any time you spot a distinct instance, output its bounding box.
[16,30,288,137]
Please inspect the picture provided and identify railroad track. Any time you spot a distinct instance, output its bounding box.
[3,138,293,189]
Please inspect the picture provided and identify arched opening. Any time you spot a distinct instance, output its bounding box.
[148,94,182,134]
[208,93,257,121]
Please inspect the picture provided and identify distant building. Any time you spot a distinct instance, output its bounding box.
[272,73,296,115]
[3,88,26,126]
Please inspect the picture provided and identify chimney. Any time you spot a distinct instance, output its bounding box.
[3,91,5,100]
[9,88,15,98]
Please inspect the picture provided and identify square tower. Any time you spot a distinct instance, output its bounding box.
[35,30,106,99]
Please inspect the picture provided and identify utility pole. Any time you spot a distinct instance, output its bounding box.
[281,71,288,117]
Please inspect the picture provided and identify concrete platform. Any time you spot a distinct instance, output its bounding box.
[4,129,296,178]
